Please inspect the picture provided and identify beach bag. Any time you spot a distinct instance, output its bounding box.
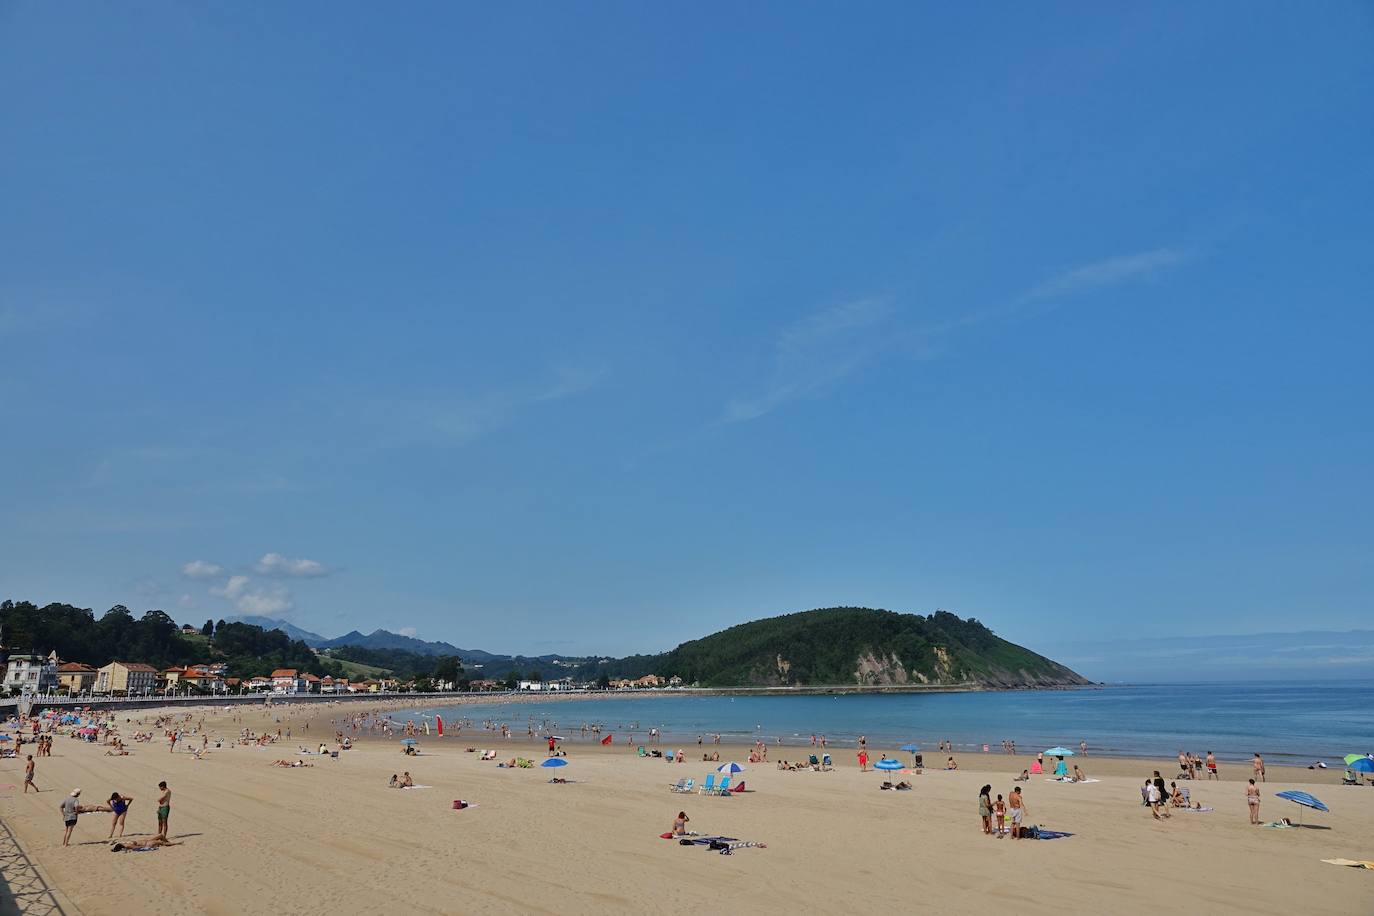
[708,840,729,850]
[679,839,694,846]
[452,800,469,810]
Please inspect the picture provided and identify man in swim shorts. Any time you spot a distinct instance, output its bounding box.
[156,781,171,838]
[1009,787,1025,839]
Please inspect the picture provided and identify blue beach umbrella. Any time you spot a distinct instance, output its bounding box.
[400,738,418,746]
[1044,746,1075,757]
[874,758,903,774]
[541,757,568,768]
[716,762,745,775]
[898,744,921,766]
[1347,757,1374,773]
[1274,790,1328,826]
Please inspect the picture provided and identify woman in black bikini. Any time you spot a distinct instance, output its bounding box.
[108,792,133,838]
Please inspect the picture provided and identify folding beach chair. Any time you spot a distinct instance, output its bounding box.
[699,774,717,795]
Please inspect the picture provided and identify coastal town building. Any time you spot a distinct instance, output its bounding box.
[94,661,159,695]
[3,651,59,693]
[58,662,98,694]
[270,669,306,694]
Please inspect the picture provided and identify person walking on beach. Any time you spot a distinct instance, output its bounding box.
[1079,739,1087,756]
[1206,751,1218,780]
[1009,787,1025,839]
[156,781,172,839]
[1246,778,1261,824]
[1252,753,1265,783]
[978,785,993,836]
[857,749,869,772]
[24,755,37,793]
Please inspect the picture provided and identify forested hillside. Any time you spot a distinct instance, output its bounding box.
[578,607,1090,688]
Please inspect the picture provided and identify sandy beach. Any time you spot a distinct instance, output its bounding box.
[1,699,1370,916]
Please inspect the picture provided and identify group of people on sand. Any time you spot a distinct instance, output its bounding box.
[1174,750,1221,780]
[978,784,1027,839]
[59,781,172,849]
[388,771,416,788]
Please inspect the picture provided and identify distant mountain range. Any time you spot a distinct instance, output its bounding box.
[227,617,595,672]
[233,608,1088,688]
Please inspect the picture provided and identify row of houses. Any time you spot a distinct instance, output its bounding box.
[514,674,686,691]
[2,653,396,697]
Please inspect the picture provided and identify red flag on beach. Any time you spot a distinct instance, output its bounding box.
[601,734,613,746]
[436,716,444,737]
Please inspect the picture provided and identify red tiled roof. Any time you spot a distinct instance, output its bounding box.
[303,673,320,681]
[270,669,299,678]
[119,662,159,673]
[58,662,96,672]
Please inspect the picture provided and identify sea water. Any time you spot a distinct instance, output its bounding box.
[418,680,1370,764]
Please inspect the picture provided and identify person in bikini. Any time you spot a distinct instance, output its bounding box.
[993,794,1007,837]
[1246,778,1261,824]
[671,811,691,836]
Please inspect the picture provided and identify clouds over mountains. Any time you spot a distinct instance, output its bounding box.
[181,552,333,619]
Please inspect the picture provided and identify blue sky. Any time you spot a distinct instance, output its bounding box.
[2,3,1371,677]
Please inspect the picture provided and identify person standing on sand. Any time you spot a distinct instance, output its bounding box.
[24,755,37,793]
[1253,753,1265,783]
[994,794,1007,836]
[1080,739,1087,756]
[1246,778,1261,824]
[1206,751,1219,780]
[156,781,172,838]
[108,792,133,838]
[857,749,869,772]
[1008,787,1025,839]
[978,785,993,835]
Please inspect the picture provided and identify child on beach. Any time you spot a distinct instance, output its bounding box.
[994,795,1007,836]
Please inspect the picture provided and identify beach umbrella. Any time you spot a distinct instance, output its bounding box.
[1044,746,1075,757]
[1343,754,1371,765]
[400,738,418,746]
[874,758,903,776]
[716,762,745,775]
[540,757,568,768]
[899,743,921,766]
[0,735,10,741]
[1347,758,1374,774]
[1275,790,1329,826]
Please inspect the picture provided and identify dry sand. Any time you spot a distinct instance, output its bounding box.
[1,699,1370,915]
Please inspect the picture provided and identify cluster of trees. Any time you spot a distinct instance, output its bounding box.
[324,645,464,687]
[0,600,333,681]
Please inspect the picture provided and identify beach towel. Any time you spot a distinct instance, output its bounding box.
[1180,806,1214,812]
[601,734,614,745]
[679,836,738,846]
[1034,830,1074,840]
[1045,777,1100,784]
[1322,859,1374,869]
[717,841,767,854]
[399,784,433,789]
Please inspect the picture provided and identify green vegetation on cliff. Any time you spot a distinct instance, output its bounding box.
[582,607,1089,688]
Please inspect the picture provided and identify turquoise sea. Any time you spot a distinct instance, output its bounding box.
[419,680,1370,764]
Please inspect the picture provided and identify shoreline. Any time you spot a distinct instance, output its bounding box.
[47,690,1359,770]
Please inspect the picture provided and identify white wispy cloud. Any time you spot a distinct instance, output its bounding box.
[398,627,418,637]
[182,560,225,579]
[235,585,294,617]
[720,299,892,424]
[367,365,609,445]
[254,552,330,578]
[210,575,250,600]
[1023,248,1193,302]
